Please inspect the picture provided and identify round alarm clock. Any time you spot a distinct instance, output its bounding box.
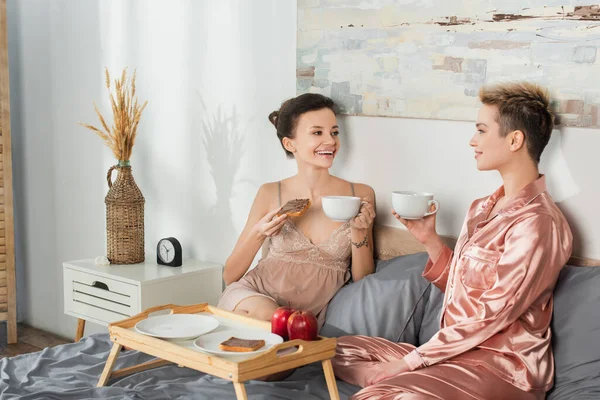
[156,237,182,267]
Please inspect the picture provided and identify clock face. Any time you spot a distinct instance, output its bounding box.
[158,239,175,263]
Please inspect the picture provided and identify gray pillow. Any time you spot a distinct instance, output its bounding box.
[547,265,600,400]
[321,252,430,345]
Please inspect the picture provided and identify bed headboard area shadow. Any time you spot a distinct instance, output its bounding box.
[373,225,600,268]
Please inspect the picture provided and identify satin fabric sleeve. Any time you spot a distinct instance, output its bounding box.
[422,245,454,292]
[404,215,569,370]
[422,212,470,292]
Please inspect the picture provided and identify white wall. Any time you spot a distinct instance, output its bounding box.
[7,0,297,338]
[6,0,600,338]
[332,116,599,261]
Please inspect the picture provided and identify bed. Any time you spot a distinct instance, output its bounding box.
[1,225,598,399]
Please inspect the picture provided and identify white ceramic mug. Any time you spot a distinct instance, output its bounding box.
[392,191,439,220]
[322,196,361,222]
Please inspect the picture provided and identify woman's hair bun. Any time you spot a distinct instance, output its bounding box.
[268,110,279,128]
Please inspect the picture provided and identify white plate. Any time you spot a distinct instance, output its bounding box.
[135,314,219,340]
[193,329,283,357]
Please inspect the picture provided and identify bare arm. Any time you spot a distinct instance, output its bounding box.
[222,184,287,285]
[350,184,376,282]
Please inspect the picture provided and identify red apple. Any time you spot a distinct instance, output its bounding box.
[287,310,318,341]
[271,306,295,340]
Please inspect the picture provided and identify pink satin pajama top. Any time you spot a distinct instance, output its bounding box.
[403,175,573,392]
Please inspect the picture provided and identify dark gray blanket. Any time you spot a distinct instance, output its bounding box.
[0,334,360,399]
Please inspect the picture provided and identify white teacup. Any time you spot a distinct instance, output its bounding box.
[322,196,361,222]
[392,191,439,220]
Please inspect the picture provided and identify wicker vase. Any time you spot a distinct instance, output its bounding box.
[105,161,145,264]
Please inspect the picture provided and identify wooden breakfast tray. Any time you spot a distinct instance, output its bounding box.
[97,303,340,400]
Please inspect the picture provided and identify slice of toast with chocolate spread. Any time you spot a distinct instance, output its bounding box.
[219,337,266,352]
[277,198,311,217]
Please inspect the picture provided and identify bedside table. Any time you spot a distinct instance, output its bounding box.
[63,259,223,341]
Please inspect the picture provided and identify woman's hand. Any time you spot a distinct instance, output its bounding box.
[350,199,376,231]
[364,359,410,386]
[392,203,437,244]
[253,207,288,239]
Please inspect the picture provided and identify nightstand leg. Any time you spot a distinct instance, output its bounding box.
[75,318,85,342]
[322,359,340,400]
[233,382,248,400]
[97,343,123,387]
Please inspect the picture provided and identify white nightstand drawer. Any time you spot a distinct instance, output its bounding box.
[64,268,140,323]
[71,300,130,324]
[72,289,132,316]
[72,281,131,305]
[65,268,138,300]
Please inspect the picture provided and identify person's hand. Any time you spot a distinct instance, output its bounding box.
[350,199,376,230]
[253,207,287,238]
[392,203,437,244]
[364,359,410,386]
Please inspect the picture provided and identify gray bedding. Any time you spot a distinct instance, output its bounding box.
[0,333,360,399]
[0,254,428,400]
[4,255,598,399]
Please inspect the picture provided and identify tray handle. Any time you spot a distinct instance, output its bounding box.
[139,304,177,317]
[138,303,210,317]
[259,339,307,364]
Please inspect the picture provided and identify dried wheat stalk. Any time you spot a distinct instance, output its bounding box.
[80,68,148,162]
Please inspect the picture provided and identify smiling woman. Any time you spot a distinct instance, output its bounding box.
[217,93,377,328]
[268,93,338,160]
